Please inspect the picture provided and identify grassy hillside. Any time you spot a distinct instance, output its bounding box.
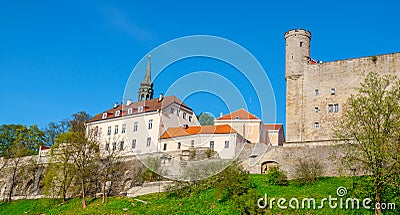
[0,175,398,214]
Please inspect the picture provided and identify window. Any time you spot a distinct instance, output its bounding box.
[133,122,138,132]
[331,88,336,95]
[115,110,121,117]
[146,137,151,147]
[176,110,180,117]
[315,106,319,113]
[235,116,240,120]
[177,142,181,149]
[315,89,319,96]
[122,124,126,133]
[128,108,133,114]
[191,140,194,148]
[120,141,124,151]
[163,143,167,151]
[334,103,339,112]
[224,141,230,148]
[112,142,117,151]
[102,113,107,119]
[138,106,143,113]
[107,126,111,135]
[114,125,119,134]
[188,116,192,122]
[170,108,174,114]
[210,141,215,150]
[105,143,110,151]
[328,104,334,113]
[132,139,136,149]
[314,122,320,129]
[183,112,186,119]
[148,119,153,129]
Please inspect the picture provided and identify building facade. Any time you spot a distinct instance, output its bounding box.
[285,29,400,143]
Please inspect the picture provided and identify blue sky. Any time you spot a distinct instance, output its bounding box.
[1,0,399,129]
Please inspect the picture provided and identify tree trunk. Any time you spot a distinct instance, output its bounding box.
[102,180,106,204]
[81,178,86,209]
[374,192,382,215]
[8,164,17,203]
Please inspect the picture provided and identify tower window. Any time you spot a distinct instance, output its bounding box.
[170,108,174,114]
[334,104,339,112]
[163,143,167,151]
[183,112,186,119]
[176,110,180,117]
[300,42,303,47]
[314,122,320,129]
[177,142,181,149]
[189,116,192,122]
[315,106,319,113]
[331,88,336,95]
[328,104,334,113]
[315,89,319,96]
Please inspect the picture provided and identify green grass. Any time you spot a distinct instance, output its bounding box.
[0,176,398,214]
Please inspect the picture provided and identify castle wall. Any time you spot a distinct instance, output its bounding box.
[300,53,400,141]
[285,28,400,142]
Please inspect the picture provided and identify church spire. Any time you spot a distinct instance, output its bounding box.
[138,54,154,101]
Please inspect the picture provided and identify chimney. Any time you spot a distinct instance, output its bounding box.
[158,93,164,102]
[126,99,133,106]
[114,102,118,108]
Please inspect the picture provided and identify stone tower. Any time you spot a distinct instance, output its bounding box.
[285,29,311,142]
[138,54,154,101]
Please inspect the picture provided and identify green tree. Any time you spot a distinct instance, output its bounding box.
[198,112,214,126]
[335,72,400,215]
[0,124,45,202]
[69,111,91,133]
[43,120,70,147]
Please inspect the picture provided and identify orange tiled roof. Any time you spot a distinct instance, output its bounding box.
[161,124,237,139]
[264,124,282,131]
[216,109,259,120]
[88,96,191,123]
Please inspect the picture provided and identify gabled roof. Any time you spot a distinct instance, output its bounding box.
[88,96,191,123]
[160,124,237,139]
[216,109,259,120]
[264,124,283,131]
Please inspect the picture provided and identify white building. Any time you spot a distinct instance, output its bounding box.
[86,56,200,156]
[159,124,245,159]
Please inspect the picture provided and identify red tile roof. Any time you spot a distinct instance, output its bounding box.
[263,124,283,131]
[160,124,237,139]
[216,109,259,120]
[88,96,191,123]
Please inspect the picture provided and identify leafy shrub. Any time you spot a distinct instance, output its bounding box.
[265,166,288,186]
[293,158,324,184]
